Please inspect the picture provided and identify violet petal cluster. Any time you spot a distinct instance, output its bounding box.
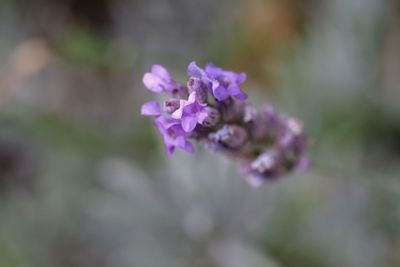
[141,62,309,186]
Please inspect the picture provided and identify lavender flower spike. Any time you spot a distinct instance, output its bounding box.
[140,62,309,186]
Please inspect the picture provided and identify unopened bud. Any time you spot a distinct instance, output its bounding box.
[244,104,268,140]
[209,125,248,149]
[187,77,208,103]
[278,117,307,153]
[220,98,245,122]
[163,99,180,114]
[250,149,282,180]
[168,85,189,99]
[201,107,220,127]
[286,118,303,135]
[243,105,258,123]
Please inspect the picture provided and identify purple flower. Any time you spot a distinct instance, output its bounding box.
[171,92,208,132]
[205,63,247,101]
[155,115,193,155]
[143,64,188,98]
[187,61,247,101]
[187,62,219,97]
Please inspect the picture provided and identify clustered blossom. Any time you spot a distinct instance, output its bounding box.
[141,62,309,186]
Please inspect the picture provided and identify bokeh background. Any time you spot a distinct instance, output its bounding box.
[0,0,400,266]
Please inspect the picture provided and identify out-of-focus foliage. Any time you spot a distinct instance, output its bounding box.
[0,0,400,266]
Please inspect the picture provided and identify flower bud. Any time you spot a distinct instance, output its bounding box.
[250,149,282,180]
[168,85,189,99]
[163,99,181,114]
[261,104,281,136]
[244,105,268,140]
[278,117,307,153]
[209,125,248,149]
[220,98,245,122]
[201,107,220,127]
[187,77,208,103]
[243,105,258,122]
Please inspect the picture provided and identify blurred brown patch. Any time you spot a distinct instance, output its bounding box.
[0,38,53,105]
[232,0,317,88]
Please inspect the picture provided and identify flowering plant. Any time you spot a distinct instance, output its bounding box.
[141,62,308,186]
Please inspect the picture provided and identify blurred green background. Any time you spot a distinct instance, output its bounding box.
[0,0,400,266]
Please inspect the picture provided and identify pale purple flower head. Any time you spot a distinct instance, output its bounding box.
[140,61,309,186]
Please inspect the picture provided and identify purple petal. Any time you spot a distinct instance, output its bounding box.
[234,91,248,100]
[183,141,194,153]
[227,84,248,100]
[181,115,198,132]
[187,61,205,77]
[187,92,197,103]
[166,145,175,155]
[162,130,189,155]
[143,73,164,92]
[207,78,220,91]
[212,86,229,101]
[237,72,247,83]
[227,84,241,95]
[170,124,187,136]
[205,63,221,77]
[141,101,161,116]
[197,110,208,124]
[205,63,217,70]
[155,115,179,131]
[151,64,171,81]
[173,135,187,146]
[165,135,193,154]
[182,102,196,115]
